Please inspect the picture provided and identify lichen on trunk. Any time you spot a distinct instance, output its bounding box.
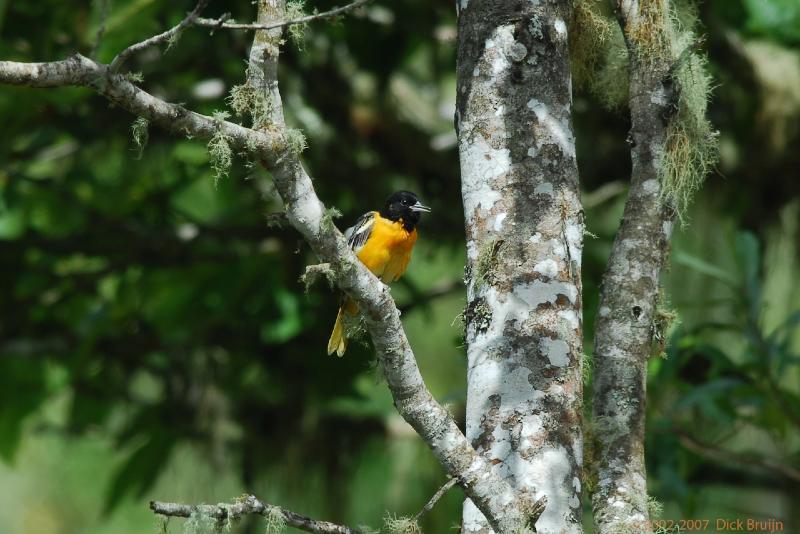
[456,1,584,532]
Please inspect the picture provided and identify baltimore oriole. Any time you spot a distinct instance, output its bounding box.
[327,191,431,356]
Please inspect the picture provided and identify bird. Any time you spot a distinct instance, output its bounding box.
[327,191,431,356]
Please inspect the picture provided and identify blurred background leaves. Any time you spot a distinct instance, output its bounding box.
[0,0,798,532]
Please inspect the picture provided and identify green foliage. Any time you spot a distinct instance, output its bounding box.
[742,0,800,44]
[104,430,175,513]
[1,0,798,532]
[649,230,800,510]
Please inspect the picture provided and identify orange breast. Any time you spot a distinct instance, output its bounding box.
[356,216,418,283]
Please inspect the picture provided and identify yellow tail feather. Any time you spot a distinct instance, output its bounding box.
[327,307,348,357]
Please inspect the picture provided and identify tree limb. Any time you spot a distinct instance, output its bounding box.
[194,0,374,32]
[110,0,210,72]
[591,1,682,532]
[674,429,800,483]
[150,495,361,534]
[0,4,534,531]
[415,477,458,522]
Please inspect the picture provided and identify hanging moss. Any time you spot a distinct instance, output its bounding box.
[285,0,308,48]
[183,509,216,534]
[569,0,629,109]
[383,514,421,534]
[227,81,274,130]
[575,0,719,218]
[570,0,614,88]
[284,128,308,155]
[130,116,149,158]
[658,3,720,221]
[263,506,286,534]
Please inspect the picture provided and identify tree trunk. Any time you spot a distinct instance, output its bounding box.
[456,1,584,532]
[591,1,678,532]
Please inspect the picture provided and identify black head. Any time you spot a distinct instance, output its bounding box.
[379,191,431,231]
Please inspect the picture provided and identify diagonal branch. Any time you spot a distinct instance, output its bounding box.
[110,0,210,72]
[0,14,535,534]
[195,0,374,32]
[150,495,360,534]
[675,429,800,483]
[591,1,701,532]
[414,478,458,522]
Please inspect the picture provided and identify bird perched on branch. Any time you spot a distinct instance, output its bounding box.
[327,191,431,356]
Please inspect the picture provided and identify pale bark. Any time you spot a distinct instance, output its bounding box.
[0,3,535,531]
[151,495,359,534]
[456,1,584,533]
[591,1,678,532]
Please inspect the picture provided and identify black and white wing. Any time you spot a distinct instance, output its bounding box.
[344,211,376,254]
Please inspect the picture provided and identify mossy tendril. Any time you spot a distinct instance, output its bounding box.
[473,239,503,288]
[125,71,144,84]
[573,0,719,218]
[285,0,308,48]
[647,495,664,518]
[227,81,273,130]
[284,128,307,155]
[262,506,286,534]
[208,111,233,185]
[131,117,149,158]
[321,206,342,232]
[383,514,421,534]
[658,3,720,222]
[570,0,614,89]
[183,509,215,534]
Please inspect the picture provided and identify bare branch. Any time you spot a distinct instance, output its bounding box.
[590,1,714,532]
[414,477,457,521]
[110,0,210,72]
[195,0,374,32]
[150,495,361,534]
[675,429,800,483]
[0,55,289,160]
[90,0,110,59]
[0,6,533,529]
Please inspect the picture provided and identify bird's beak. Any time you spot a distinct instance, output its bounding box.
[410,201,431,213]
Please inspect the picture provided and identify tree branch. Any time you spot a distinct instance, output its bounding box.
[415,477,458,522]
[0,4,534,532]
[110,0,210,72]
[150,495,361,534]
[194,0,374,32]
[592,1,684,532]
[675,429,800,483]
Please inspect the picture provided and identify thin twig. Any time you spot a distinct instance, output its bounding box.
[110,0,210,71]
[675,428,800,483]
[150,495,361,534]
[195,0,373,32]
[398,279,463,314]
[90,0,110,59]
[414,477,458,521]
